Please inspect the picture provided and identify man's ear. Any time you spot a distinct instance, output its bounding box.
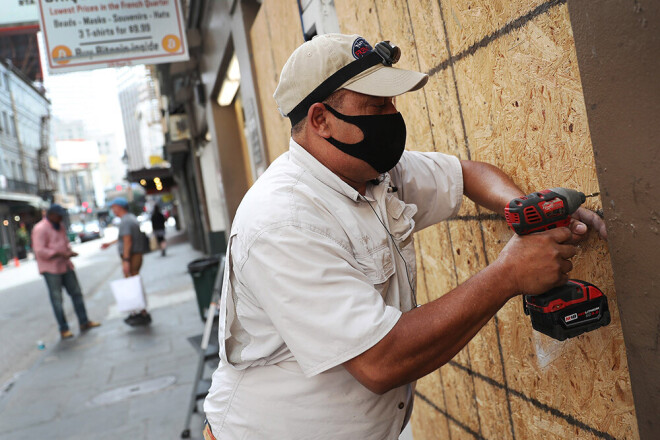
[308,103,332,139]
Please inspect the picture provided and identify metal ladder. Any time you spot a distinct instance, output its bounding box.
[181,255,225,439]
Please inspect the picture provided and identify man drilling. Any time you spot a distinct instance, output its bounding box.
[203,34,606,439]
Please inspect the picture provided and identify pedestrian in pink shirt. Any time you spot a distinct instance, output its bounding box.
[31,204,100,339]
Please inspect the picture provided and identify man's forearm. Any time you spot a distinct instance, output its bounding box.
[122,236,132,260]
[344,261,514,394]
[31,230,56,260]
[460,160,523,214]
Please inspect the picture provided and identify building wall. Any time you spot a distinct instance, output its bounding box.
[566,1,660,438]
[0,61,48,189]
[117,66,164,172]
[54,120,127,193]
[249,0,639,439]
[0,61,51,257]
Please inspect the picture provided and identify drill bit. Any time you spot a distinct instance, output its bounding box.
[585,192,600,198]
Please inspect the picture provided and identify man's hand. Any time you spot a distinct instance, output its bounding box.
[122,260,131,277]
[56,250,78,258]
[101,242,111,250]
[569,207,607,241]
[496,227,577,296]
[344,226,578,394]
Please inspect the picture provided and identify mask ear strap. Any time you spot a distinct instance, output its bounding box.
[323,104,364,146]
[322,104,345,120]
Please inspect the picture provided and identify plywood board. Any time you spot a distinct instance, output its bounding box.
[267,0,305,74]
[250,2,286,161]
[249,0,303,162]
[453,6,601,195]
[440,0,547,55]
[335,0,383,44]
[406,0,467,157]
[370,0,433,153]
[449,3,638,438]
[248,0,639,438]
[410,394,451,439]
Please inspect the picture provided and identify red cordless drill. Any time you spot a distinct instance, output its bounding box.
[504,187,588,235]
[504,188,610,341]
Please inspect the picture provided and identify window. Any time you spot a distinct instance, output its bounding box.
[300,0,340,41]
[1,112,6,134]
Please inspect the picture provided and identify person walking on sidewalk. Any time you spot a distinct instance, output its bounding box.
[31,204,101,339]
[151,204,167,256]
[101,197,151,326]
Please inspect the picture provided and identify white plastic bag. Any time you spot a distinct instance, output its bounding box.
[110,275,146,313]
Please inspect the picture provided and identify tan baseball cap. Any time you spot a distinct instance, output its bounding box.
[274,34,428,125]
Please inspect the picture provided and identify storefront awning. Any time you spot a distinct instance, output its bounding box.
[127,167,175,195]
[0,191,49,209]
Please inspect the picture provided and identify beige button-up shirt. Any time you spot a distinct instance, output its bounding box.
[205,139,463,439]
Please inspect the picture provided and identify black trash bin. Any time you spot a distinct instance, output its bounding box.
[187,256,220,321]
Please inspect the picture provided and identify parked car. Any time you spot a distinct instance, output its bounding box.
[70,220,104,243]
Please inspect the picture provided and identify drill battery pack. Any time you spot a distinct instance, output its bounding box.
[523,280,611,341]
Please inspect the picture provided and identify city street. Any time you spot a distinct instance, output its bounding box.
[0,227,121,390]
[0,229,212,439]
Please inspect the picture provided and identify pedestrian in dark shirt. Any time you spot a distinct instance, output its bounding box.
[151,204,167,256]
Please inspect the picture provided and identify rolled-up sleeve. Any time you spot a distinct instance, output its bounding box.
[237,225,402,377]
[390,151,464,231]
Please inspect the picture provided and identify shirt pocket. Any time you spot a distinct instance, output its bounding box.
[385,194,418,296]
[355,243,395,297]
[385,193,417,244]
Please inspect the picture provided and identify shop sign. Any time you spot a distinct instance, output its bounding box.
[168,114,190,141]
[38,0,188,74]
[1,1,39,29]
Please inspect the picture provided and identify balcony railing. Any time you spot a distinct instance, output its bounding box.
[1,178,39,195]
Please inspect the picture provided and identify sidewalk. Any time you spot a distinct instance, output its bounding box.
[0,235,214,440]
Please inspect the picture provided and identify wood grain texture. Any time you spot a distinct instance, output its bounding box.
[440,0,547,55]
[249,0,303,161]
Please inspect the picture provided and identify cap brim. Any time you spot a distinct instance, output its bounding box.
[341,65,428,97]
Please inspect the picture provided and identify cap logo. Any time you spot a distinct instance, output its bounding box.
[352,37,373,59]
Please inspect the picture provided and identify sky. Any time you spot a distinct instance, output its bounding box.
[38,32,126,145]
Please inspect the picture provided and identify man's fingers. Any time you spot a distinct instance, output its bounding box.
[569,219,587,235]
[557,244,577,259]
[559,259,573,274]
[543,227,573,243]
[574,207,609,240]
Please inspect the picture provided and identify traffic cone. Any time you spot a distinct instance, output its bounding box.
[13,257,19,267]
[0,261,3,271]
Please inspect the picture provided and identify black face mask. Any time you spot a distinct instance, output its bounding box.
[324,104,407,174]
